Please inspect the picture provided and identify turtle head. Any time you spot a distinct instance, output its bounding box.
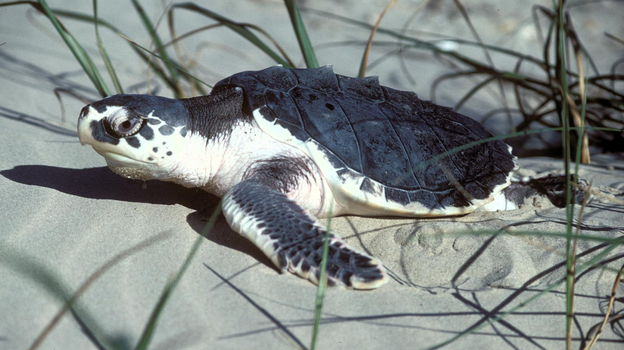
[77,94,191,182]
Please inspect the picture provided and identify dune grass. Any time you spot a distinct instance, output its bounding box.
[2,0,623,349]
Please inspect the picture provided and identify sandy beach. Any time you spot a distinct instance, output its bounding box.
[1,1,623,349]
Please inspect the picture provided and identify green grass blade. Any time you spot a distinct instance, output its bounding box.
[166,9,296,69]
[165,15,215,97]
[243,23,296,68]
[8,1,111,97]
[49,9,182,93]
[131,0,181,97]
[34,0,110,97]
[310,205,333,350]
[24,6,192,94]
[552,1,575,346]
[119,34,212,89]
[93,0,123,94]
[77,38,111,93]
[171,3,294,68]
[569,24,590,348]
[134,204,221,350]
[284,0,318,68]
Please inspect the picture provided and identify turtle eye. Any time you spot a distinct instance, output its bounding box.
[104,111,145,138]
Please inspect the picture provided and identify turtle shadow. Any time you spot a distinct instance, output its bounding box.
[186,210,276,271]
[1,164,275,270]
[0,165,206,209]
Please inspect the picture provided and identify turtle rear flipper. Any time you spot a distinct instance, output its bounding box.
[222,180,388,289]
[502,175,588,208]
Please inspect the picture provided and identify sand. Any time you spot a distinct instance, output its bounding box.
[1,1,623,349]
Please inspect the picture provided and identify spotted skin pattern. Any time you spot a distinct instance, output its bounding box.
[123,116,185,161]
[79,100,187,171]
[223,180,387,289]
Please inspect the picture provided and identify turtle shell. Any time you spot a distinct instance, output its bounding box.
[213,66,516,216]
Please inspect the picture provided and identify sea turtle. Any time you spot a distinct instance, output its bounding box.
[77,66,564,289]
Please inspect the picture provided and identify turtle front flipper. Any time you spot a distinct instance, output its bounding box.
[222,180,388,289]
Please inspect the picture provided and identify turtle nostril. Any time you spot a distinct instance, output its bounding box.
[79,106,90,119]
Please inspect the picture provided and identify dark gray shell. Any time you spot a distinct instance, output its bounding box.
[213,66,515,213]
